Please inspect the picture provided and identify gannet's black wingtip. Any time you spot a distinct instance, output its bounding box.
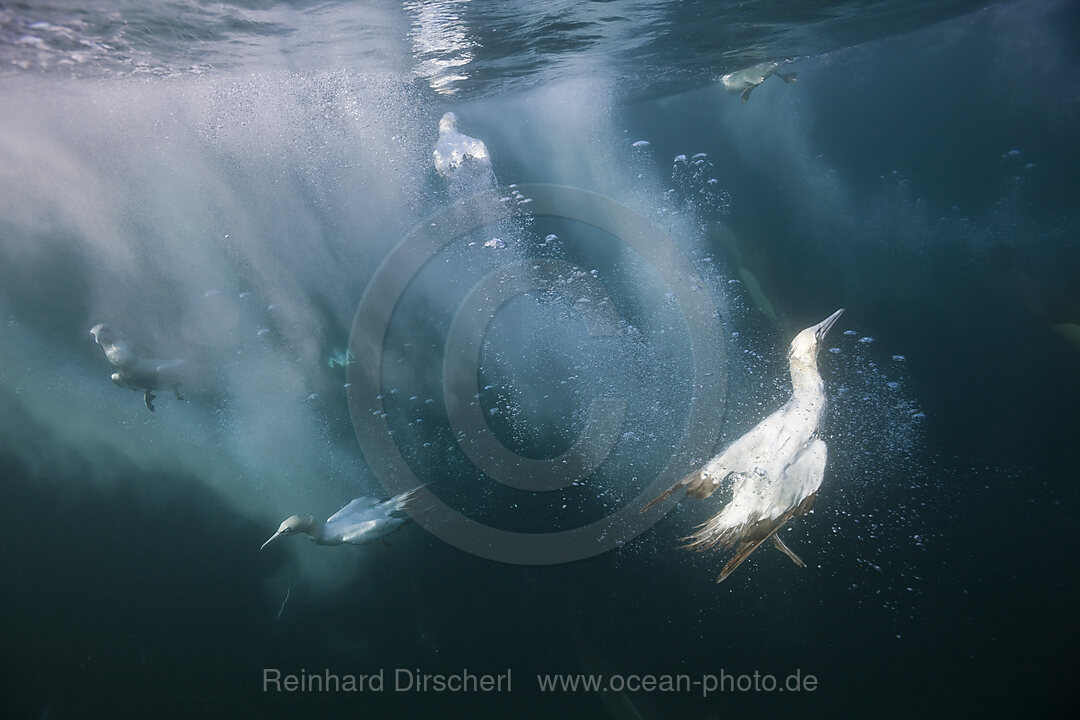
[639,485,677,514]
[772,534,806,567]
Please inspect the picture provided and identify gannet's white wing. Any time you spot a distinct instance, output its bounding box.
[785,438,827,507]
[682,437,826,581]
[640,404,793,512]
[327,497,379,523]
[338,519,381,544]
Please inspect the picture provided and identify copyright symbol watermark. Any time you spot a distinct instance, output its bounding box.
[346,184,726,565]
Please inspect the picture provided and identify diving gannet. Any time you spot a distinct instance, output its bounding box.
[720,61,797,103]
[260,486,426,550]
[643,308,844,581]
[432,112,491,178]
[90,323,185,412]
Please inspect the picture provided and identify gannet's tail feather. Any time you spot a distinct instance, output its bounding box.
[382,484,430,517]
[716,529,780,582]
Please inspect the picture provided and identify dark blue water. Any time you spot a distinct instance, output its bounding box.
[1,1,1078,718]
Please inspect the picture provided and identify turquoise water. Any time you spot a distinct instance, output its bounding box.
[1,1,1078,718]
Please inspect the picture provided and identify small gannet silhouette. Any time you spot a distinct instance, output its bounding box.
[643,308,844,582]
[90,323,185,412]
[432,112,491,178]
[719,60,797,103]
[260,486,427,550]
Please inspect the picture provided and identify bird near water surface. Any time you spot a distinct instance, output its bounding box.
[90,323,186,412]
[719,60,798,103]
[643,308,845,582]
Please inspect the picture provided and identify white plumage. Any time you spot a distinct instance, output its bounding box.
[260,486,426,550]
[645,308,844,581]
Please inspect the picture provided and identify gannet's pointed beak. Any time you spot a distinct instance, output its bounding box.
[260,531,286,551]
[813,308,845,340]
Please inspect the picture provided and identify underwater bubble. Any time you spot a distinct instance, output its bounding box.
[859,336,875,344]
[483,238,506,250]
[631,140,650,148]
[843,329,857,336]
[829,347,842,354]
[892,355,906,362]
[673,154,687,163]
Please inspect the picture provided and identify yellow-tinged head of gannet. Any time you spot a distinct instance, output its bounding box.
[260,514,315,550]
[787,307,844,390]
[643,308,845,582]
[789,307,844,359]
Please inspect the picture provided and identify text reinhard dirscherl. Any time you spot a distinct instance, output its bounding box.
[263,668,512,694]
[262,668,818,697]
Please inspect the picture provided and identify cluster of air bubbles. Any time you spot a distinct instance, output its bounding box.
[499,184,534,207]
[1001,148,1036,173]
[661,152,733,223]
[815,323,929,624]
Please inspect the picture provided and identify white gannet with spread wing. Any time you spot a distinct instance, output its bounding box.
[720,60,798,103]
[260,486,426,550]
[90,323,186,412]
[643,308,844,582]
[432,112,491,178]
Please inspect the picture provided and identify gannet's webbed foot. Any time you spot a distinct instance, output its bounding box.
[144,391,156,412]
[173,384,184,401]
[772,534,805,567]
